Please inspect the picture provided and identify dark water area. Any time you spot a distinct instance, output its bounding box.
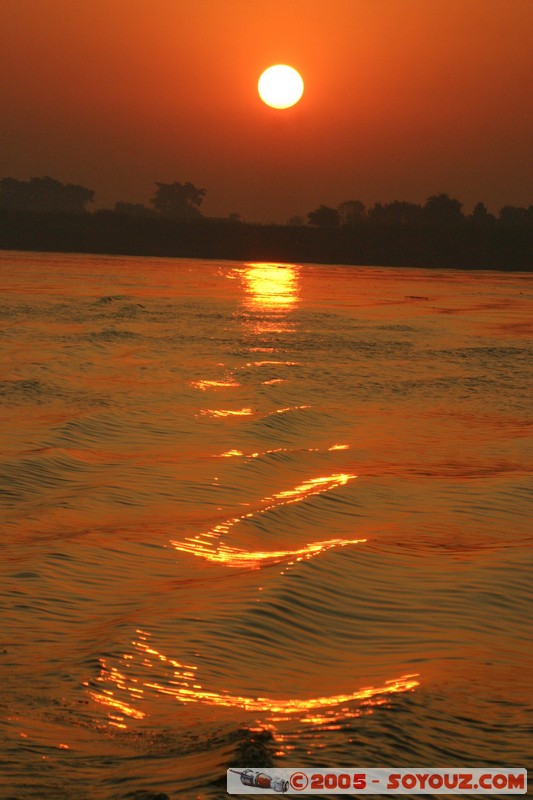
[0,252,532,799]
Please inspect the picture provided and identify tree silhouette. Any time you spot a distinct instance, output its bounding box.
[307,205,340,227]
[151,181,206,219]
[114,201,155,218]
[287,215,304,226]
[338,200,366,225]
[470,202,495,224]
[368,201,422,224]
[0,176,94,213]
[423,194,464,223]
[499,205,532,225]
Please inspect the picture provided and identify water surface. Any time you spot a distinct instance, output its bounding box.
[1,252,532,798]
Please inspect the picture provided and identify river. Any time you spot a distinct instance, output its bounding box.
[0,252,531,798]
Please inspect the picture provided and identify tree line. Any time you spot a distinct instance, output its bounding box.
[0,176,531,227]
[303,196,533,227]
[0,177,207,219]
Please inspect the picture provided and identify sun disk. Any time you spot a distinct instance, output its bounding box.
[258,65,304,110]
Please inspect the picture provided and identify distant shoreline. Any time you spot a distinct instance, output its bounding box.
[1,209,531,270]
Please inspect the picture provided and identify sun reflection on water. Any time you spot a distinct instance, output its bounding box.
[171,473,358,568]
[242,263,300,312]
[216,444,349,459]
[87,630,419,731]
[173,536,366,568]
[84,262,413,743]
[191,379,240,390]
[237,262,301,334]
[200,407,254,417]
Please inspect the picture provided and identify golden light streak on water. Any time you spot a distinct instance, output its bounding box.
[173,537,366,568]
[241,263,300,312]
[266,404,310,416]
[200,408,254,417]
[88,687,146,722]
[215,443,345,458]
[201,404,311,421]
[191,379,241,390]
[247,360,299,367]
[88,635,419,723]
[216,447,299,459]
[171,473,357,567]
[154,674,420,713]
[271,473,353,502]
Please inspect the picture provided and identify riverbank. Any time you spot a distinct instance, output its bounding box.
[0,209,531,269]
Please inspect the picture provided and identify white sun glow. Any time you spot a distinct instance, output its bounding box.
[258,65,304,109]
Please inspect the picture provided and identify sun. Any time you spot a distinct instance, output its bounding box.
[258,65,304,110]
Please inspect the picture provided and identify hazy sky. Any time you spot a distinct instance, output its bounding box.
[1,0,531,222]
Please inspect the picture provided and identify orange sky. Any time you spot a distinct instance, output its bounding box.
[1,0,531,222]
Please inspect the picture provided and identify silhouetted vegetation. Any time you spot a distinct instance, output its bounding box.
[367,201,422,224]
[423,193,464,223]
[307,205,341,227]
[470,202,496,225]
[0,176,94,214]
[0,177,531,270]
[113,181,206,220]
[113,201,155,218]
[287,215,304,227]
[338,200,366,225]
[151,181,206,219]
[499,205,533,225]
